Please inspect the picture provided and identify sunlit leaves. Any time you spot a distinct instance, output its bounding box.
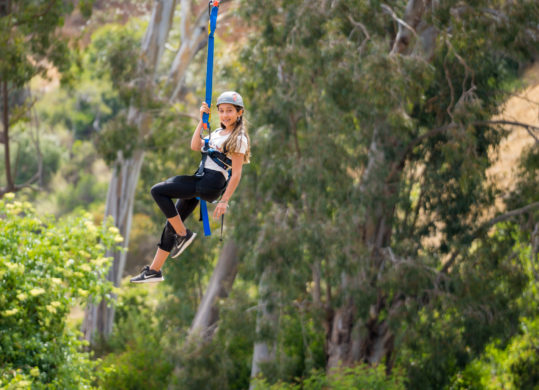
[0,193,120,387]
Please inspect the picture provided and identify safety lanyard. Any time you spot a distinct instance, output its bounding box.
[201,0,220,137]
[199,1,221,237]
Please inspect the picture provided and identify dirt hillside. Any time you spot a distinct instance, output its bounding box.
[487,62,539,210]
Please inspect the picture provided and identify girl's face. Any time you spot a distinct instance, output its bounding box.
[218,103,242,129]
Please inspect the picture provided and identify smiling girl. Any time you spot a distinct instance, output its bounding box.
[130,91,250,283]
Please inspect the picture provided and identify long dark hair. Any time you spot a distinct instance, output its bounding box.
[221,106,251,163]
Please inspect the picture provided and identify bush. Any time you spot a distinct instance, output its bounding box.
[252,365,406,390]
[0,193,121,388]
[96,284,174,390]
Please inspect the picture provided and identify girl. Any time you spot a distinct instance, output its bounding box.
[130,91,250,283]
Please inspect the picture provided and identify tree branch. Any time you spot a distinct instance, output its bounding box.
[475,120,539,143]
[382,3,418,39]
[386,123,456,183]
[348,15,370,53]
[12,1,56,27]
[386,119,539,184]
[8,98,37,127]
[388,0,429,55]
[482,201,539,229]
[440,201,539,274]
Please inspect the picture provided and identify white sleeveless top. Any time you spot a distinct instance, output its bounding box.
[203,128,248,178]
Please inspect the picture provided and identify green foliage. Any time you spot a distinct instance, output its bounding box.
[447,219,539,390]
[97,284,174,390]
[230,0,538,388]
[35,22,142,142]
[0,0,91,85]
[0,127,62,187]
[95,111,140,164]
[449,318,539,390]
[38,80,121,140]
[0,192,121,388]
[167,282,257,390]
[252,365,406,390]
[83,22,143,105]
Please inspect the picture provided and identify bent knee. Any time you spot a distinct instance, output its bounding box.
[150,183,164,199]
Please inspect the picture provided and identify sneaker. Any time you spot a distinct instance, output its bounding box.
[130,265,164,284]
[170,229,197,259]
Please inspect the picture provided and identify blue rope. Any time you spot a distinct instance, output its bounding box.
[201,1,220,132]
[199,196,211,236]
[200,1,220,237]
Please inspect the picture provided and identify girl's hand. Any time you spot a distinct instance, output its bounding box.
[213,201,228,219]
[200,102,210,121]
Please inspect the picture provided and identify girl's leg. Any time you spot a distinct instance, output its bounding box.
[149,247,169,272]
[151,175,197,236]
[157,197,199,253]
[167,215,186,237]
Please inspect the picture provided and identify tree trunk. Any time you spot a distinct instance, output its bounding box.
[326,0,438,369]
[141,0,177,76]
[167,2,217,101]
[82,148,145,341]
[390,0,436,59]
[2,79,14,192]
[249,268,279,388]
[326,127,396,369]
[188,240,239,341]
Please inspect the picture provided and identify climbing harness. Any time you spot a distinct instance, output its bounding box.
[195,0,225,238]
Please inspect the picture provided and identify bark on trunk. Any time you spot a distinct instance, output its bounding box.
[188,241,239,341]
[249,268,279,388]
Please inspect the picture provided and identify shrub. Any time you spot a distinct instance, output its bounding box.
[0,193,121,388]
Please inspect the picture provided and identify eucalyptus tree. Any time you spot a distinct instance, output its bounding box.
[225,0,539,387]
[0,0,92,195]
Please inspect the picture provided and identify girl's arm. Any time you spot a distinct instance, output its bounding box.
[191,102,210,151]
[191,121,204,151]
[213,153,244,219]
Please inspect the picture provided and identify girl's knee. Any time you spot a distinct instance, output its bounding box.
[150,183,163,199]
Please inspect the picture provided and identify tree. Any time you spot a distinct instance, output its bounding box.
[0,0,92,196]
[227,0,538,387]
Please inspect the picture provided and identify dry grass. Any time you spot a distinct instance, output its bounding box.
[487,62,539,211]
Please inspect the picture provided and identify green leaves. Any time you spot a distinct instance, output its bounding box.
[0,192,120,387]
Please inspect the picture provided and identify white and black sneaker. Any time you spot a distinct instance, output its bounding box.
[170,229,197,259]
[130,265,164,284]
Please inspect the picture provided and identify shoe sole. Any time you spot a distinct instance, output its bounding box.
[171,232,197,259]
[130,276,164,284]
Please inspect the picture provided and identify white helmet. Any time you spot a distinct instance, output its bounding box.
[216,91,244,108]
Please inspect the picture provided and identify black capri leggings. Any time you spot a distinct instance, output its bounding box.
[151,169,226,252]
